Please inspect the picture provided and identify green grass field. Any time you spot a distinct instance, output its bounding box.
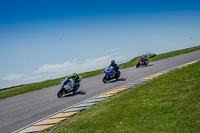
[0,45,200,100]
[43,61,200,133]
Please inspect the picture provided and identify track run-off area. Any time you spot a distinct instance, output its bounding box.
[0,50,200,133]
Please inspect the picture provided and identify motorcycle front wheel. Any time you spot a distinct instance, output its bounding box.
[136,63,140,68]
[57,88,64,98]
[103,76,108,83]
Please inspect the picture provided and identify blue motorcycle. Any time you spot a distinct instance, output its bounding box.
[103,66,121,83]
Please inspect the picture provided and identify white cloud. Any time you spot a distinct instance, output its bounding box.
[34,59,78,73]
[0,53,128,89]
[105,49,118,53]
[33,53,127,79]
[1,74,24,81]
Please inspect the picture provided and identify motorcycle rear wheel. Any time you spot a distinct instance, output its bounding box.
[73,84,79,94]
[115,71,121,80]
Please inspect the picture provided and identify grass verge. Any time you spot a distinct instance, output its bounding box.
[0,45,200,100]
[150,45,200,62]
[43,61,200,133]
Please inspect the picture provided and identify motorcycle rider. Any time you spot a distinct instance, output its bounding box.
[144,55,149,65]
[68,72,80,85]
[108,60,119,73]
[63,72,80,91]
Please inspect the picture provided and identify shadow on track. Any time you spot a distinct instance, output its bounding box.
[137,64,154,69]
[107,78,126,83]
[62,91,86,98]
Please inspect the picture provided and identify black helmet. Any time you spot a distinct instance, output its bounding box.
[144,55,147,58]
[111,60,115,64]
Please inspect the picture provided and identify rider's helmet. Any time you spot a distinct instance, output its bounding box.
[111,60,115,64]
[144,55,147,58]
[72,72,77,76]
[72,72,78,80]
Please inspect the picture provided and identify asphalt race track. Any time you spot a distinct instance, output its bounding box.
[0,50,200,133]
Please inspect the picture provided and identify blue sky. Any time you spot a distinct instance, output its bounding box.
[0,0,200,89]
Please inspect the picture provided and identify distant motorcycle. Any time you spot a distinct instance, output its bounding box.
[136,54,156,68]
[136,57,149,68]
[103,66,121,83]
[57,77,82,98]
